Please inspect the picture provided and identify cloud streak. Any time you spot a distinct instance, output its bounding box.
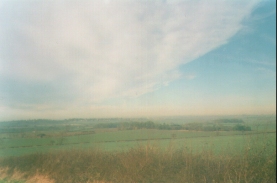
[0,0,260,113]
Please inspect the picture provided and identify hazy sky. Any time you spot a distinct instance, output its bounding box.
[0,0,276,120]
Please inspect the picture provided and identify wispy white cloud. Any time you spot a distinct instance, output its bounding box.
[0,0,261,113]
[251,3,276,21]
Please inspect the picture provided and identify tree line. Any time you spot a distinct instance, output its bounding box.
[94,121,251,131]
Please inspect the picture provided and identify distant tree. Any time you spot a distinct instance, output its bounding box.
[233,124,251,131]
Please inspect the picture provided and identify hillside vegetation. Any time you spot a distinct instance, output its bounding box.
[0,115,275,182]
[0,139,276,183]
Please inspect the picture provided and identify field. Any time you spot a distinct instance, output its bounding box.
[0,115,276,182]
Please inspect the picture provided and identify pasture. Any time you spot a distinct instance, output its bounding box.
[0,115,276,182]
[0,115,275,157]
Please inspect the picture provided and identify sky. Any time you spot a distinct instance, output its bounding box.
[0,0,276,120]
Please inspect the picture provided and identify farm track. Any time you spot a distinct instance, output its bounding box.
[0,130,275,150]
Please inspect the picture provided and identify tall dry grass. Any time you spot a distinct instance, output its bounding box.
[0,138,276,183]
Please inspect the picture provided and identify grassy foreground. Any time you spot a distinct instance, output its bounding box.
[0,141,276,183]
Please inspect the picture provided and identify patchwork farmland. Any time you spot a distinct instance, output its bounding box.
[0,115,276,182]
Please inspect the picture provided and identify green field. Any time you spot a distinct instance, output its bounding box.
[0,115,275,157]
[1,130,275,157]
[0,115,276,182]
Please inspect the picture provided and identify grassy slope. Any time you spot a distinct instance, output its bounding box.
[1,127,276,156]
[1,129,275,157]
[0,117,276,182]
[0,140,276,183]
